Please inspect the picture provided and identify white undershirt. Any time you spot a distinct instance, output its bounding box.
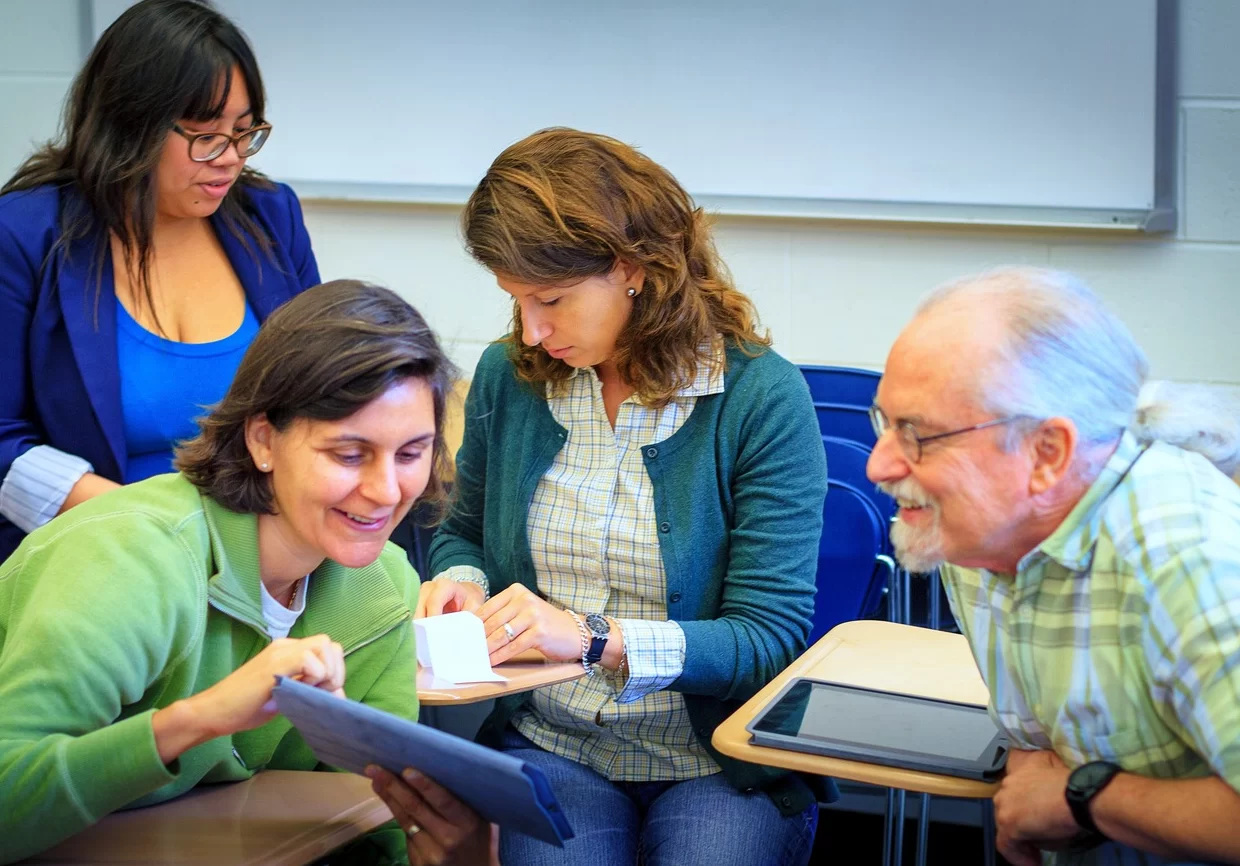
[259,575,309,640]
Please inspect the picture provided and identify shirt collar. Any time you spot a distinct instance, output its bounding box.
[201,495,411,649]
[559,339,726,399]
[1017,430,1149,574]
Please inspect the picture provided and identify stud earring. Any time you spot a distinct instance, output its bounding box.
[260,462,269,471]
[626,287,637,298]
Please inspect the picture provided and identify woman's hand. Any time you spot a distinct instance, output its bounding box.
[58,472,122,514]
[152,634,346,763]
[366,765,495,866]
[415,577,486,619]
[476,583,583,666]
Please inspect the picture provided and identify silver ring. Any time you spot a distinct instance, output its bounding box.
[405,823,421,837]
[502,622,516,642]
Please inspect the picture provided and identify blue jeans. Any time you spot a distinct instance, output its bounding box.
[498,728,818,866]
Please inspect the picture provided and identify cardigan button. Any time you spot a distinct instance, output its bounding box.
[669,591,682,603]
[646,447,658,458]
[659,521,670,533]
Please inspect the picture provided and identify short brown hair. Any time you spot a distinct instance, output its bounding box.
[176,280,457,514]
[461,127,769,406]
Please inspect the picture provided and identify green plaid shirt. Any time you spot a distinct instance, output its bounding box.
[941,432,1240,866]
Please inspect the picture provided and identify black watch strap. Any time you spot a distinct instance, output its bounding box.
[1065,761,1122,836]
[583,614,610,665]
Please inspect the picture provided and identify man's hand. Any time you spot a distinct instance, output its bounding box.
[993,749,1080,865]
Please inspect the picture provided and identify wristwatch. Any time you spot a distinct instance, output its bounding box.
[583,614,611,665]
[1065,760,1123,836]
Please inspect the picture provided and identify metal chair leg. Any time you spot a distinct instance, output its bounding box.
[883,789,894,866]
[915,792,931,866]
[893,789,906,865]
[907,565,917,620]
[981,798,997,866]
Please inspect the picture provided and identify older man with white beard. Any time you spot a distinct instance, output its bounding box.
[865,267,1240,866]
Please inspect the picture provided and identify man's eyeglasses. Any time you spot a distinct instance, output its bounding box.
[173,123,272,162]
[868,404,1030,463]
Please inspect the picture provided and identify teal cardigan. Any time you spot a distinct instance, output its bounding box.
[429,341,829,814]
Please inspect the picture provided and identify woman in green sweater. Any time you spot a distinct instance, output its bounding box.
[0,281,486,865]
[417,129,828,866]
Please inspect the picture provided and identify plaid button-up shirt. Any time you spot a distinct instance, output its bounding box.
[446,356,725,781]
[941,432,1240,866]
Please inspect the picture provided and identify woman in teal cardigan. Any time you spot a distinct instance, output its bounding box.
[418,128,828,866]
[0,281,486,866]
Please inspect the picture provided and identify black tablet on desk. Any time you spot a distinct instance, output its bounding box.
[746,678,1008,781]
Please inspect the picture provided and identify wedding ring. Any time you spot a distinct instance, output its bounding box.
[405,823,421,837]
[503,622,516,642]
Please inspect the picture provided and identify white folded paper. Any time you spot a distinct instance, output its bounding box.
[414,611,507,686]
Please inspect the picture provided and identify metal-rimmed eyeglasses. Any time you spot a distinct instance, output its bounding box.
[172,122,272,162]
[868,404,1030,463]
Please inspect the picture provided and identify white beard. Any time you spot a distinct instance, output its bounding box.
[878,478,946,574]
[889,515,946,574]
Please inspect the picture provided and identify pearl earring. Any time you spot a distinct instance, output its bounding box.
[626,287,637,298]
[260,462,269,471]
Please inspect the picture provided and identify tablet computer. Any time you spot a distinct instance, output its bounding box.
[746,678,1008,781]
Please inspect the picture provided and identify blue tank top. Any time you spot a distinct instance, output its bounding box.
[116,300,259,481]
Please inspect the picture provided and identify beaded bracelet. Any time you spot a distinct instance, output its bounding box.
[565,610,594,677]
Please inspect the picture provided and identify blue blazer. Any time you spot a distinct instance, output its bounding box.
[0,181,321,560]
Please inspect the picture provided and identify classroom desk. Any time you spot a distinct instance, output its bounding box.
[417,650,586,705]
[26,771,391,866]
[712,619,999,799]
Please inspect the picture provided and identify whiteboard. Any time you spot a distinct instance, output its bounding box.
[92,0,1172,230]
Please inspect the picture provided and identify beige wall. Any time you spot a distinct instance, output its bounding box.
[4,2,1236,385]
[298,1,1240,384]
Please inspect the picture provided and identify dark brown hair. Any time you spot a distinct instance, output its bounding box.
[176,280,457,516]
[2,0,274,333]
[461,127,769,405]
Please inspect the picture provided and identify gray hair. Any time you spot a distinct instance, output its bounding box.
[919,267,1147,447]
[919,267,1240,479]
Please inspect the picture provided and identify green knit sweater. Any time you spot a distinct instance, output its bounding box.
[0,473,420,863]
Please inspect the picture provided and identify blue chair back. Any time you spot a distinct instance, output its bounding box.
[814,402,877,447]
[822,436,897,618]
[822,436,895,525]
[812,478,894,644]
[799,365,881,406]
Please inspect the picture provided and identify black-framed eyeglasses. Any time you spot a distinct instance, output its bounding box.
[172,122,272,162]
[869,404,1030,464]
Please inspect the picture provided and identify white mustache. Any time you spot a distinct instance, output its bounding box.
[877,478,936,511]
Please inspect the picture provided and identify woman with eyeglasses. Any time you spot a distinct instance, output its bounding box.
[0,0,318,562]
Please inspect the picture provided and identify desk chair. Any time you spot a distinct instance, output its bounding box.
[812,477,896,651]
[814,402,878,448]
[799,364,881,407]
[821,436,902,621]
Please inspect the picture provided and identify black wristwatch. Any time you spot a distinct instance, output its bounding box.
[1065,761,1122,836]
[583,614,611,665]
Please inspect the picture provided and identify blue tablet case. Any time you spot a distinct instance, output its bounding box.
[272,676,574,846]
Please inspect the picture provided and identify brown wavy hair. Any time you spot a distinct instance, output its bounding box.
[176,280,457,518]
[461,127,769,405]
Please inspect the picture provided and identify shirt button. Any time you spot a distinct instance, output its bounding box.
[780,796,792,808]
[659,521,670,533]
[669,591,682,603]
[646,447,658,458]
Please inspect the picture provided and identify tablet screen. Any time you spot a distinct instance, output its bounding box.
[752,680,1000,763]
